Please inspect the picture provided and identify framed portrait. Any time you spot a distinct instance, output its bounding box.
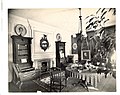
[81,50,91,61]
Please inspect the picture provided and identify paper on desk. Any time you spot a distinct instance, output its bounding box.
[21,59,27,63]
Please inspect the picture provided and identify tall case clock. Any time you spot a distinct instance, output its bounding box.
[55,41,66,69]
[71,35,78,54]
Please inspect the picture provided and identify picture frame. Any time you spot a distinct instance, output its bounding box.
[81,50,91,61]
[33,30,54,54]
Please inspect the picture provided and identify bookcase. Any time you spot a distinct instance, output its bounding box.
[11,35,33,70]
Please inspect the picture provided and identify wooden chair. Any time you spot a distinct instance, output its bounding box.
[49,67,67,92]
[12,63,40,89]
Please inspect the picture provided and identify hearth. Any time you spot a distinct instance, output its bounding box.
[34,59,51,72]
[41,62,47,72]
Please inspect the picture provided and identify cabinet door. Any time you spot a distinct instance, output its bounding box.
[11,35,32,65]
[56,42,66,68]
[59,45,65,58]
[17,43,29,64]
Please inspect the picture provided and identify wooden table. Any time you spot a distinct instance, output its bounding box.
[66,67,104,88]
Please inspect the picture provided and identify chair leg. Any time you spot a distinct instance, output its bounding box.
[16,81,20,86]
[79,81,89,92]
[65,78,67,87]
[50,81,53,91]
[60,81,61,92]
[72,80,89,92]
[19,82,23,89]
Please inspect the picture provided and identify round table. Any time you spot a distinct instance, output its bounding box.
[66,67,104,88]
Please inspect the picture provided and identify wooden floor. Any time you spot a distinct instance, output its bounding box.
[9,73,116,92]
[96,74,116,92]
[87,73,116,92]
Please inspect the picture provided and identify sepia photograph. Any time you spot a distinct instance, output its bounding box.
[81,50,91,61]
[7,8,116,93]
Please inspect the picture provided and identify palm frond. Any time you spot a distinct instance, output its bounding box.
[101,8,106,13]
[85,14,95,19]
[89,17,95,23]
[93,24,98,29]
[86,21,89,24]
[93,20,99,24]
[108,8,116,15]
[113,8,116,15]
[101,17,105,21]
[96,8,101,14]
[104,19,109,23]
[86,24,91,30]
[113,10,116,15]
[85,16,90,19]
[108,8,112,12]
[90,14,95,16]
[86,22,94,30]
[101,11,107,18]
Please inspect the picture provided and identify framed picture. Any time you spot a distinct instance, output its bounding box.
[33,30,54,54]
[81,50,91,61]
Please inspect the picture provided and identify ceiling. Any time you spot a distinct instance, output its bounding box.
[9,8,115,33]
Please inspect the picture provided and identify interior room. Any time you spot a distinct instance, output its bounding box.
[8,8,116,92]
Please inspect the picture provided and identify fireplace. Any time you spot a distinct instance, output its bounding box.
[34,59,52,72]
[41,62,47,72]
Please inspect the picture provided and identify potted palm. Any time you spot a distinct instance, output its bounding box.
[85,8,116,77]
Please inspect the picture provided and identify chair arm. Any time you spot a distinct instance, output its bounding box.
[12,64,20,78]
[19,69,40,81]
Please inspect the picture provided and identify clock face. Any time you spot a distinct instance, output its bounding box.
[56,33,62,41]
[72,43,77,50]
[14,24,27,36]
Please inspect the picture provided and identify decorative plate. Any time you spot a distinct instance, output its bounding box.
[56,33,62,41]
[14,24,27,36]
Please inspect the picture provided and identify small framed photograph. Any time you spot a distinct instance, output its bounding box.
[81,50,91,61]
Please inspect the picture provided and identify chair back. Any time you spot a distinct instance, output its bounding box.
[49,67,66,92]
[49,67,62,79]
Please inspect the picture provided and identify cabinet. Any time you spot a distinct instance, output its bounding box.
[55,41,66,69]
[11,35,33,70]
[11,35,41,90]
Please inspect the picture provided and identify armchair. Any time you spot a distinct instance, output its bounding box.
[12,63,40,89]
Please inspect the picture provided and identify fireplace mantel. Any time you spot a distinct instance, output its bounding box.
[34,58,54,72]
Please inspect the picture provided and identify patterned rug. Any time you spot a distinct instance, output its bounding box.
[34,71,99,92]
[40,71,65,84]
[33,71,65,92]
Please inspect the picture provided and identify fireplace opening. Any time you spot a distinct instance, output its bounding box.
[41,62,47,72]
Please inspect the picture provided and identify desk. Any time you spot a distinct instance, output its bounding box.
[66,67,104,88]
